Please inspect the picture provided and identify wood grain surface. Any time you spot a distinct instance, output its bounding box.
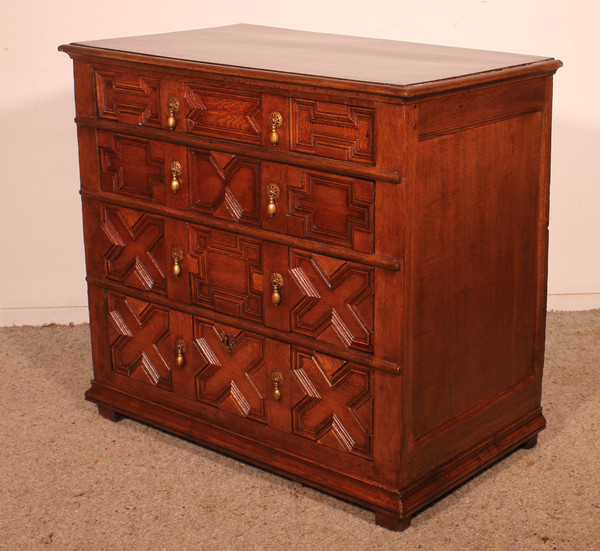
[60,24,562,96]
[60,25,561,530]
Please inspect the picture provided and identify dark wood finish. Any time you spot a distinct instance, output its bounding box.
[281,166,375,253]
[286,249,374,352]
[61,24,560,97]
[60,26,561,531]
[97,405,123,422]
[521,434,539,449]
[188,150,261,225]
[183,84,263,143]
[95,69,162,127]
[75,115,403,184]
[86,276,400,374]
[375,511,412,531]
[290,98,375,164]
[82,200,169,294]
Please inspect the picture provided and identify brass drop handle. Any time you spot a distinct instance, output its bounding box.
[172,247,183,278]
[271,273,284,306]
[266,183,280,218]
[175,338,186,368]
[269,112,283,146]
[167,97,180,130]
[272,371,284,401]
[170,161,182,193]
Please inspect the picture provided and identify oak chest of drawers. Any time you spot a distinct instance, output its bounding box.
[60,25,561,530]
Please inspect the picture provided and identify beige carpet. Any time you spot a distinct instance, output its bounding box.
[1,310,598,550]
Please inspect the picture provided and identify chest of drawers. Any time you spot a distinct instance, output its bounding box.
[60,25,561,530]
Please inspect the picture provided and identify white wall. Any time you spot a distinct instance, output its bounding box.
[1,0,598,325]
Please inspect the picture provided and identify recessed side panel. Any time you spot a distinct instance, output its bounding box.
[407,86,549,478]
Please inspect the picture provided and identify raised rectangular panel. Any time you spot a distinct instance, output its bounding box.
[184,85,262,143]
[290,347,373,459]
[290,98,375,164]
[286,167,374,253]
[98,132,166,199]
[188,150,261,225]
[192,318,267,422]
[107,291,174,390]
[95,69,161,127]
[188,225,264,322]
[287,249,374,353]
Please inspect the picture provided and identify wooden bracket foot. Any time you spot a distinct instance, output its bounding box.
[375,511,411,531]
[97,405,123,422]
[521,434,539,449]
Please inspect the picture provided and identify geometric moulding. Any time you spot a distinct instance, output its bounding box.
[107,292,172,389]
[290,347,373,458]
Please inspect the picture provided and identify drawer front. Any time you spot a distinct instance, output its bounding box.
[93,66,375,169]
[93,66,287,146]
[89,287,374,472]
[84,202,375,354]
[290,98,375,164]
[94,137,376,255]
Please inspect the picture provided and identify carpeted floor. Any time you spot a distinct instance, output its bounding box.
[1,311,598,550]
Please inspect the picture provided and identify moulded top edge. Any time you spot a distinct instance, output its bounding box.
[59,24,562,97]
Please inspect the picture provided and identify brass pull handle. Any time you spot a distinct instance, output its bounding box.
[269,112,283,146]
[272,371,284,401]
[175,338,186,368]
[167,97,180,130]
[172,247,183,278]
[170,161,182,193]
[266,183,280,218]
[271,273,284,305]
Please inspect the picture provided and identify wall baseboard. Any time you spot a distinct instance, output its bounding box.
[1,295,598,327]
[546,293,600,312]
[0,307,89,327]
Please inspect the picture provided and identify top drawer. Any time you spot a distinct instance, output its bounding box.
[94,68,270,145]
[93,67,375,165]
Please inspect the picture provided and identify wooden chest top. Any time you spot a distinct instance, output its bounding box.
[61,24,561,96]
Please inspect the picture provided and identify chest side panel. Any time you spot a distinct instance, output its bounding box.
[405,77,552,478]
